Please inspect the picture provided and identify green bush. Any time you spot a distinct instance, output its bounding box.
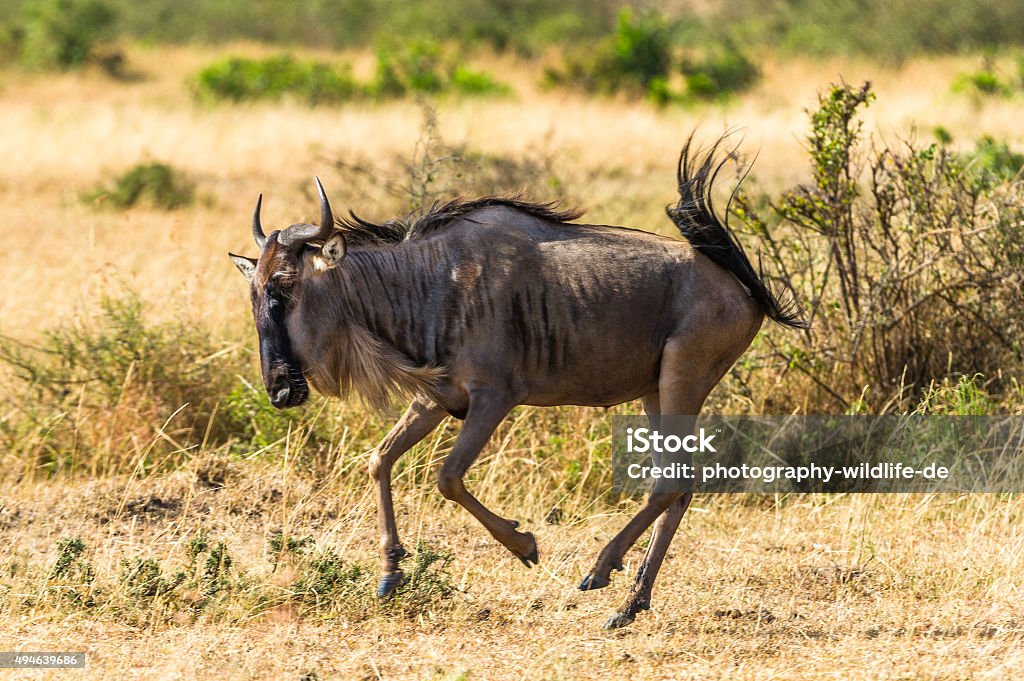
[371,41,510,98]
[735,82,1024,412]
[85,162,194,210]
[379,41,444,94]
[681,42,760,100]
[609,9,672,91]
[192,49,509,105]
[448,65,511,96]
[16,0,115,70]
[194,54,363,105]
[544,9,674,98]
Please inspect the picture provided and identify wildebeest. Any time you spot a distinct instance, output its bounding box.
[229,136,805,628]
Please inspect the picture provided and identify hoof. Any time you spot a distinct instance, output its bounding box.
[377,571,404,598]
[579,573,610,591]
[514,532,539,568]
[603,612,636,629]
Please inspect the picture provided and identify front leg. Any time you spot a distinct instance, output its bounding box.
[369,397,447,597]
[437,388,538,566]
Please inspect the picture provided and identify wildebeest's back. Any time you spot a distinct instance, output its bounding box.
[437,208,737,407]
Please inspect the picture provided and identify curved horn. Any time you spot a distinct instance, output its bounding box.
[252,193,267,249]
[278,177,335,250]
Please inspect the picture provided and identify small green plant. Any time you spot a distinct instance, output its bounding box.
[48,537,96,607]
[449,65,511,96]
[85,162,195,210]
[915,375,998,415]
[51,537,86,578]
[392,541,456,610]
[287,546,372,617]
[194,54,363,105]
[267,532,314,563]
[221,380,307,452]
[952,57,1014,98]
[201,542,233,596]
[119,558,186,598]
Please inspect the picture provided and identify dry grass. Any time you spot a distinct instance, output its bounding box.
[3,461,1023,679]
[1,43,1023,679]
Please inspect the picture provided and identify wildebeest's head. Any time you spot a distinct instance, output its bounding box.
[229,178,347,409]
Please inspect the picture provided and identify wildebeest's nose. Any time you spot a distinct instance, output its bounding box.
[270,385,290,408]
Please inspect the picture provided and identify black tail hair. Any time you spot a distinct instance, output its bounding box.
[667,134,808,330]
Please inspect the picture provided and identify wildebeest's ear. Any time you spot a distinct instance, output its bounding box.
[229,253,257,282]
[320,233,347,268]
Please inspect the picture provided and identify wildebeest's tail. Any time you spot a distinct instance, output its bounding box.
[667,135,808,329]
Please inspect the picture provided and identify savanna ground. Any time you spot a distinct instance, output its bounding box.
[2,27,1024,681]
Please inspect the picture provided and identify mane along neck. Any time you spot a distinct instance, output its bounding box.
[303,249,446,409]
[337,195,584,246]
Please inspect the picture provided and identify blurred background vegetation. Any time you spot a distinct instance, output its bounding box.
[5,0,1024,60]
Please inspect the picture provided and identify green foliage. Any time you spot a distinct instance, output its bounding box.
[546,10,760,103]
[201,542,233,596]
[372,41,510,98]
[681,42,760,100]
[735,82,1024,412]
[85,162,194,210]
[29,0,619,54]
[290,547,369,608]
[609,9,672,90]
[915,375,998,415]
[712,0,1024,62]
[377,41,444,94]
[194,54,363,105]
[267,532,314,562]
[47,537,97,607]
[965,135,1024,184]
[4,0,1024,60]
[51,537,86,578]
[545,9,674,98]
[448,65,511,96]
[119,557,186,598]
[220,379,309,452]
[192,48,509,105]
[390,541,456,609]
[952,57,1014,98]
[15,0,115,70]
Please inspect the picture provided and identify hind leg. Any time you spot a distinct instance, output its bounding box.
[599,333,745,627]
[580,340,711,591]
[579,392,666,590]
[603,492,692,628]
